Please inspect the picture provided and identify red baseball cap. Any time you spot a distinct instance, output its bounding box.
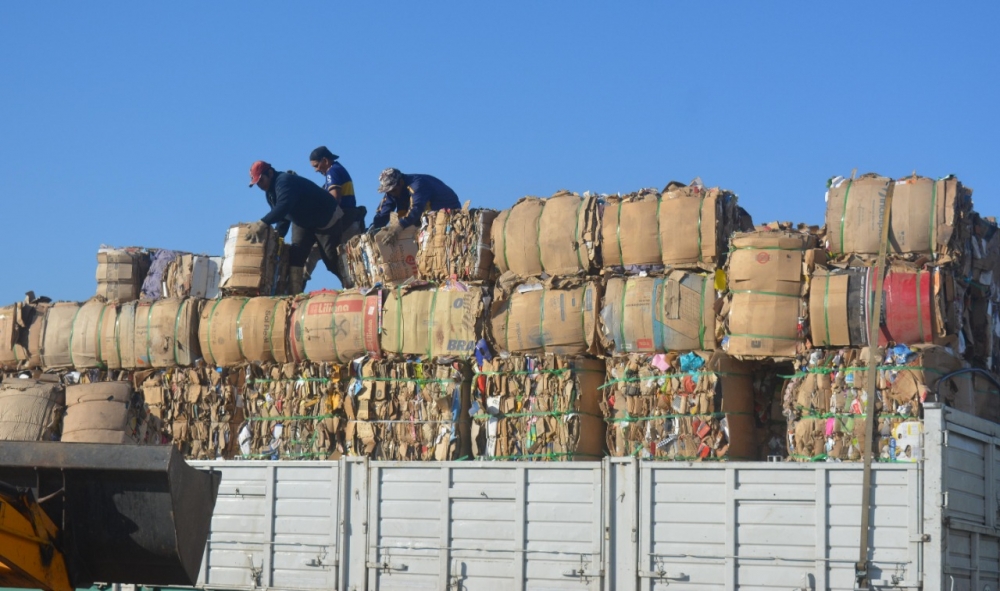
[248,160,271,187]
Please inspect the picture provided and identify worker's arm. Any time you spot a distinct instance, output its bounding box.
[398,186,426,229]
[261,180,295,226]
[328,185,342,203]
[274,220,290,238]
[371,195,395,230]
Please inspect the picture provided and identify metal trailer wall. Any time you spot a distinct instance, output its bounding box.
[171,406,997,591]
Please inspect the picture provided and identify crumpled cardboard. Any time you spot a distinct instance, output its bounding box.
[144,251,222,300]
[724,228,822,359]
[417,206,499,282]
[238,362,347,460]
[382,281,487,359]
[471,354,605,461]
[96,247,152,301]
[489,275,601,356]
[601,272,718,355]
[0,295,50,370]
[343,358,470,461]
[602,352,755,460]
[492,190,601,277]
[0,378,64,441]
[603,180,750,273]
[220,223,290,296]
[289,290,381,364]
[825,173,973,259]
[338,215,418,289]
[782,345,983,461]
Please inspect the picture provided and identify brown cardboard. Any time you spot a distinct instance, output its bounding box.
[135,298,202,368]
[382,283,486,358]
[289,290,381,363]
[220,223,289,295]
[490,278,600,356]
[198,297,248,366]
[0,380,64,441]
[96,249,151,301]
[809,271,851,347]
[601,272,716,354]
[417,207,498,281]
[107,301,139,370]
[40,302,80,370]
[725,231,815,359]
[338,220,419,289]
[492,191,601,277]
[68,298,112,369]
[825,174,972,256]
[239,297,292,364]
[62,382,133,443]
[602,191,661,267]
[0,303,23,369]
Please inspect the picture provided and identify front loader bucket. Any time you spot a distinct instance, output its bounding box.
[0,442,220,588]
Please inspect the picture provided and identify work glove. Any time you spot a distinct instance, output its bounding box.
[245,220,269,244]
[377,224,402,246]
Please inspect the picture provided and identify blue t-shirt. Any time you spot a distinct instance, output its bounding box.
[322,161,356,209]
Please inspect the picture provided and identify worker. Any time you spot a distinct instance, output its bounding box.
[305,146,367,282]
[372,168,461,244]
[247,160,345,292]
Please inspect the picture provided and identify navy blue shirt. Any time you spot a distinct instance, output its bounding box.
[261,171,339,238]
[322,161,357,209]
[371,173,461,229]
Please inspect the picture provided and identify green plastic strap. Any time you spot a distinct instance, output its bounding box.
[359,376,457,384]
[606,411,751,423]
[268,298,281,361]
[698,274,707,350]
[298,295,310,362]
[330,292,341,363]
[598,371,751,390]
[573,197,584,271]
[501,209,512,273]
[474,368,603,376]
[234,297,251,361]
[145,301,155,367]
[781,365,946,379]
[205,298,223,366]
[929,180,938,257]
[535,200,545,273]
[822,275,831,347]
[727,332,799,341]
[113,307,122,368]
[580,284,589,347]
[539,287,546,354]
[472,410,603,420]
[657,278,667,353]
[427,288,439,358]
[729,289,800,298]
[838,178,853,255]
[395,286,404,355]
[655,197,663,262]
[249,377,332,384]
[484,452,603,461]
[504,295,512,353]
[618,279,628,352]
[615,201,624,265]
[795,410,916,420]
[96,303,108,366]
[172,299,186,366]
[915,270,924,341]
[68,303,83,368]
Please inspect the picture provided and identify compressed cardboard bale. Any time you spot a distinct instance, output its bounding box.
[490,276,601,356]
[140,366,240,459]
[338,215,418,289]
[240,297,292,364]
[0,379,64,441]
[68,298,115,369]
[809,265,963,349]
[101,301,139,370]
[782,345,968,462]
[288,290,380,364]
[724,229,819,359]
[220,223,289,296]
[382,282,487,358]
[602,352,755,460]
[825,173,973,258]
[0,296,50,370]
[601,271,718,355]
[603,180,750,272]
[472,355,605,461]
[134,298,202,368]
[198,297,248,366]
[417,206,499,282]
[493,190,602,277]
[238,362,347,460]
[40,301,81,370]
[96,247,152,301]
[143,251,222,300]
[342,358,470,461]
[62,381,162,444]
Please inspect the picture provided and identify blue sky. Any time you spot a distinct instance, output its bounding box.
[1,2,997,303]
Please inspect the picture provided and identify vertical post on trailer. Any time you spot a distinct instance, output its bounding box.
[855,178,895,589]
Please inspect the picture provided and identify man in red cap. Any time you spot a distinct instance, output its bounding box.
[248,160,345,292]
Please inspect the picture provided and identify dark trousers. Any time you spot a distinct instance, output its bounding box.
[290,206,367,274]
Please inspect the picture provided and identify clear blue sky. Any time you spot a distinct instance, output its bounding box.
[1,2,997,303]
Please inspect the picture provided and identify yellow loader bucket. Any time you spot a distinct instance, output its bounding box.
[0,442,219,588]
